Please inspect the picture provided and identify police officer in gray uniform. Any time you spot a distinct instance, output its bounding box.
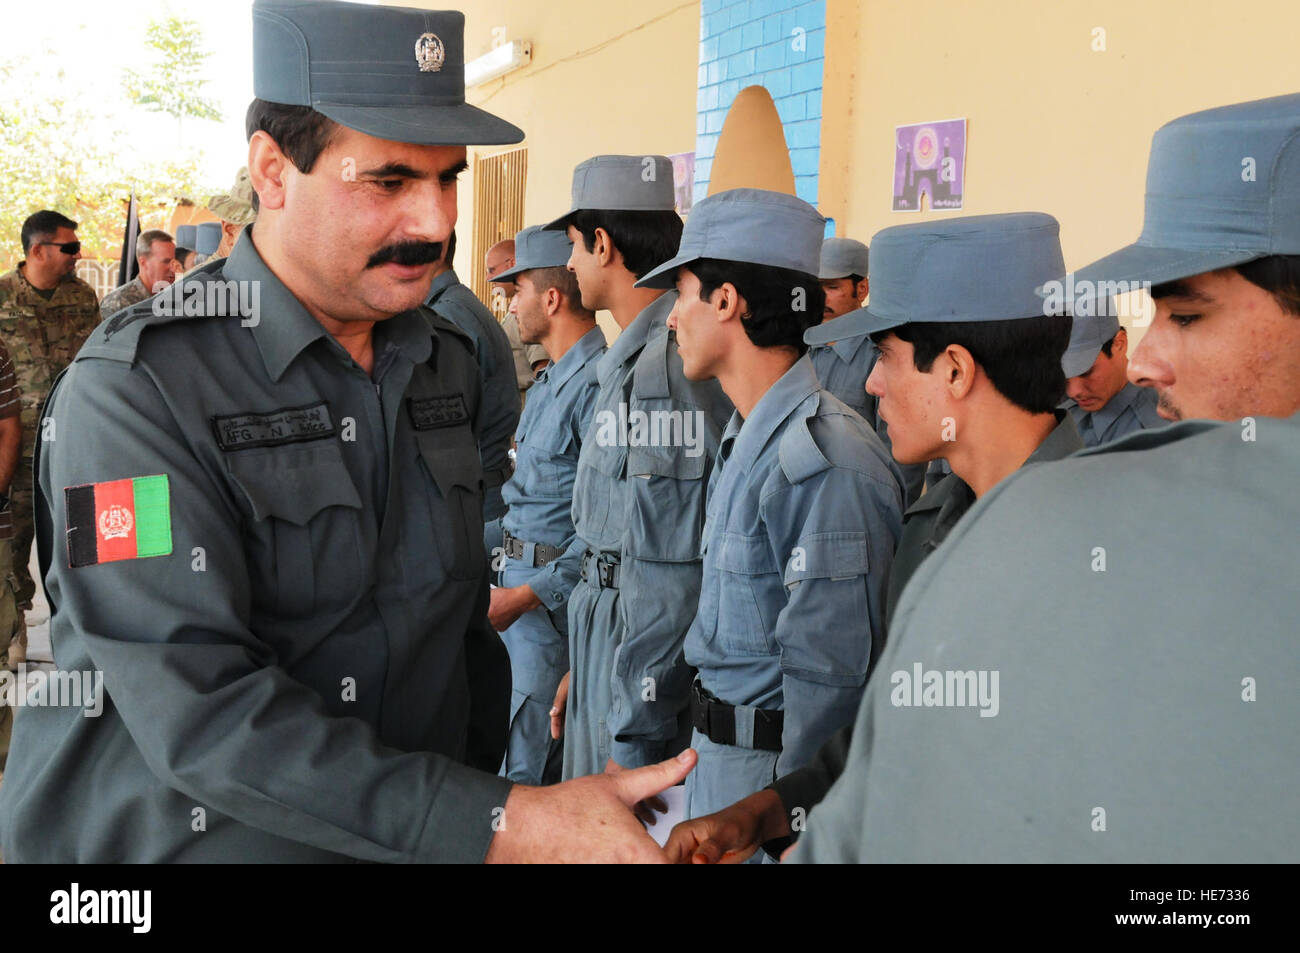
[791,93,1300,863]
[666,212,1079,863]
[544,156,733,777]
[638,189,902,834]
[0,0,696,864]
[487,225,606,785]
[804,237,922,504]
[1060,311,1162,447]
[426,230,521,531]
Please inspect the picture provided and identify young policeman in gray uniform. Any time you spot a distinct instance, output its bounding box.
[804,237,923,504]
[0,0,695,864]
[665,212,1080,862]
[791,93,1300,863]
[1060,311,1162,447]
[425,231,521,528]
[486,225,606,785]
[638,189,902,831]
[544,156,733,777]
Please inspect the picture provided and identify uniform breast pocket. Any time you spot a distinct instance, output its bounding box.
[521,424,576,488]
[624,444,708,562]
[713,531,780,656]
[226,443,365,619]
[414,427,485,581]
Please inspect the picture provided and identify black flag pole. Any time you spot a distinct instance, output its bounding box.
[116,192,140,289]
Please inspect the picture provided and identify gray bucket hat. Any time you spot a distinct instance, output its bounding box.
[492,226,573,282]
[543,155,677,232]
[252,0,523,146]
[635,187,825,289]
[1067,93,1300,289]
[819,237,869,280]
[812,212,1066,343]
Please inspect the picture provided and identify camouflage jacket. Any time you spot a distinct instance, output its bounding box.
[0,263,101,459]
[98,276,151,322]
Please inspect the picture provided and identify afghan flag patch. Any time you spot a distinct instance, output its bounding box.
[65,474,173,568]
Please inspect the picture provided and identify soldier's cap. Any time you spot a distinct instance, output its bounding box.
[812,212,1065,343]
[819,236,869,280]
[542,155,677,232]
[1061,93,1300,290]
[491,226,573,282]
[207,167,258,226]
[1062,311,1121,378]
[635,188,825,290]
[252,0,523,147]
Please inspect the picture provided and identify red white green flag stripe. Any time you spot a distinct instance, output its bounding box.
[65,475,172,568]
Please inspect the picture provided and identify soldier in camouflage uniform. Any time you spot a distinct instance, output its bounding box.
[0,211,101,613]
[202,167,259,266]
[98,229,176,320]
[0,340,23,777]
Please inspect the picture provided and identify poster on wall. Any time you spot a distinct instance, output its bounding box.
[892,119,966,211]
[669,151,696,217]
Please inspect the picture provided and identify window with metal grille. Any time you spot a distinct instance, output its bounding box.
[470,147,528,317]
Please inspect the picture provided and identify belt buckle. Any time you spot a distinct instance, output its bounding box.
[598,562,615,588]
[691,681,711,738]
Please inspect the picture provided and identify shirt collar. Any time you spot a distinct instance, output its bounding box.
[602,291,673,372]
[827,332,873,363]
[1026,409,1086,464]
[425,268,461,306]
[542,325,606,389]
[725,354,821,472]
[1086,381,1144,434]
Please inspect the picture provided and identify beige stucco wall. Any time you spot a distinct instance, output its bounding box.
[393,0,699,341]
[821,0,1300,335]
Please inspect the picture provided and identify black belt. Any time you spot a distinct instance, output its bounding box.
[690,680,783,752]
[579,549,620,589]
[502,529,564,568]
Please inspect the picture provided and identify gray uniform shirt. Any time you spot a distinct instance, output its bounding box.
[501,325,606,608]
[566,293,733,767]
[0,238,512,863]
[792,414,1300,862]
[686,356,902,775]
[427,269,521,521]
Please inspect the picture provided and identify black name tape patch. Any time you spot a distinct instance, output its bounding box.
[408,394,469,431]
[212,401,336,452]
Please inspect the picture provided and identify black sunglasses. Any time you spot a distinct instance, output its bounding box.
[38,240,81,255]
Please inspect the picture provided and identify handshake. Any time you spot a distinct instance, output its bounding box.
[483,748,798,864]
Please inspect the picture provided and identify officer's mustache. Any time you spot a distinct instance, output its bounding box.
[366,241,443,269]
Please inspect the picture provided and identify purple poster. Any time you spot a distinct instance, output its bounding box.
[893,119,966,212]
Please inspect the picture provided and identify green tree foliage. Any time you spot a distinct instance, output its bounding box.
[0,56,203,272]
[122,15,223,131]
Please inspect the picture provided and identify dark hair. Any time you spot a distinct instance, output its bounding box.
[569,209,684,280]
[174,246,195,268]
[1099,330,1119,359]
[444,230,457,269]
[1234,256,1300,314]
[873,315,1073,414]
[21,210,78,254]
[1150,255,1300,317]
[244,100,341,211]
[687,258,823,354]
[523,266,593,318]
